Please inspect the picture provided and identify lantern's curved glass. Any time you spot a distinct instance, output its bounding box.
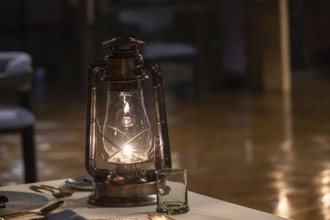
[102,89,153,164]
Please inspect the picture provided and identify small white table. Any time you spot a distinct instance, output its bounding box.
[0,179,290,220]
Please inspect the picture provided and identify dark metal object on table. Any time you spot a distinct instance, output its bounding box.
[85,37,172,207]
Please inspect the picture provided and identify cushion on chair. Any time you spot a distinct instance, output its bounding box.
[0,106,35,132]
[0,52,33,90]
[0,52,32,75]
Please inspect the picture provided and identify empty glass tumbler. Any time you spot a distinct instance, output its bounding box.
[156,168,189,215]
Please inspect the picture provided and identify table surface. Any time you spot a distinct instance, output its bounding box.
[0,179,290,220]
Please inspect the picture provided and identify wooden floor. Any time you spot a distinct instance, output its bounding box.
[1,70,330,220]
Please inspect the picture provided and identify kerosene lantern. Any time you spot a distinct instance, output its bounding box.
[85,37,172,207]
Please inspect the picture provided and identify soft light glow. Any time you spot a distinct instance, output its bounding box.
[123,144,133,156]
[322,176,330,185]
[317,169,330,219]
[321,192,330,207]
[123,95,130,114]
[276,190,289,215]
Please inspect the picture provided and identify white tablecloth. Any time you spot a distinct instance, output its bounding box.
[0,179,290,220]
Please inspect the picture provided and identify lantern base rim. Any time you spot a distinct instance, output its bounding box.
[87,178,158,207]
[87,194,156,207]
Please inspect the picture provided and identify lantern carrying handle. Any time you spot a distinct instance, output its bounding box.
[85,60,109,176]
[145,60,172,169]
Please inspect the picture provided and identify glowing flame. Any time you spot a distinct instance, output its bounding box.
[123,145,133,156]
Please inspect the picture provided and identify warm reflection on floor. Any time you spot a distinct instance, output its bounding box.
[1,71,330,220]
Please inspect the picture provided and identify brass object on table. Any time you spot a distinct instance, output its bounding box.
[0,200,64,219]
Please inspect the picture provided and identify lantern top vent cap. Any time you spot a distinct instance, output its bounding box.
[103,37,145,58]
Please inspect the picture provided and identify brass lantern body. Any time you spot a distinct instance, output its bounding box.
[85,37,172,207]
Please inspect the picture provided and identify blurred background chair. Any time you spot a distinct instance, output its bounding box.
[115,6,201,99]
[0,52,37,183]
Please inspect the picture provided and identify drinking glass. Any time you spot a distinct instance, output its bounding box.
[156,168,189,215]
